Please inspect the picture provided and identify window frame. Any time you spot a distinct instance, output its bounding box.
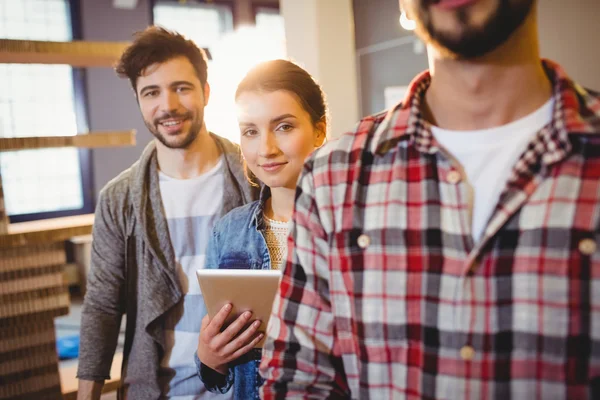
[150,0,237,28]
[251,1,280,25]
[5,0,95,223]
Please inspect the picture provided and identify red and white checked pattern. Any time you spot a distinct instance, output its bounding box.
[259,61,600,400]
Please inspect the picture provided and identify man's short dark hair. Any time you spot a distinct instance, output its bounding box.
[115,26,209,92]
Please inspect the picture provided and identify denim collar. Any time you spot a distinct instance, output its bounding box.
[249,185,271,231]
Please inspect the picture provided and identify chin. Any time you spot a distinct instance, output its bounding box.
[156,132,197,149]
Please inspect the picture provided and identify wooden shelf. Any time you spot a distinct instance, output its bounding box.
[0,130,136,152]
[0,214,94,249]
[0,39,130,67]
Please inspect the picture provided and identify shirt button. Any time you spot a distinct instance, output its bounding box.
[357,234,370,249]
[447,170,462,184]
[578,238,596,256]
[460,345,475,361]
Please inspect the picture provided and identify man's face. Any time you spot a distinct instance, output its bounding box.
[400,0,534,59]
[136,56,210,149]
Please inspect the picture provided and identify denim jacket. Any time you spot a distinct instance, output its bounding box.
[195,187,273,400]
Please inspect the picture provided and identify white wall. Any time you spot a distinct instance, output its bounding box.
[537,0,600,90]
[280,0,360,138]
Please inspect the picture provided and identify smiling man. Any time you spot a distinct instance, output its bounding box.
[76,27,257,399]
[260,0,600,399]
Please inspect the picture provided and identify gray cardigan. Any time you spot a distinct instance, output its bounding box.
[77,134,258,399]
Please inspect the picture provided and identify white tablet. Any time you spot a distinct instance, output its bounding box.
[196,269,282,348]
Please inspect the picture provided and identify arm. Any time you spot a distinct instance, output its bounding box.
[196,305,263,393]
[76,380,103,400]
[197,224,261,393]
[259,166,350,399]
[204,226,220,270]
[77,189,127,398]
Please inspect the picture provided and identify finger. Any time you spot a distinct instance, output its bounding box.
[224,319,262,354]
[230,332,264,360]
[200,314,210,331]
[214,311,253,348]
[204,304,232,337]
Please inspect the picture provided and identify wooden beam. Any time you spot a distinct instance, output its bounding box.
[0,174,8,235]
[0,214,94,249]
[0,39,129,67]
[0,130,136,152]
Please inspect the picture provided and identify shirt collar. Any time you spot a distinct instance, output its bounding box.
[249,185,271,230]
[372,59,600,165]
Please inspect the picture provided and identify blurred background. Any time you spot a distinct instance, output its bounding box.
[0,0,598,398]
[1,0,599,221]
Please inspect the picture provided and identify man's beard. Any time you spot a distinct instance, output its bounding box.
[414,0,534,59]
[145,110,203,149]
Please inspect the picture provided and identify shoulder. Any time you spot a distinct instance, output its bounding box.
[303,110,389,180]
[214,200,261,233]
[212,133,242,158]
[96,162,138,215]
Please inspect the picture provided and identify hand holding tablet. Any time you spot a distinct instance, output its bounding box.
[196,269,282,348]
[197,304,264,375]
[196,269,282,375]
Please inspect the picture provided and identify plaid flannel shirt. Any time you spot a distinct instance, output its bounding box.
[259,61,600,400]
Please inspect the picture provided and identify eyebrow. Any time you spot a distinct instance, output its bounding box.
[139,84,159,96]
[139,81,195,96]
[238,114,297,128]
[270,114,297,124]
[169,80,195,88]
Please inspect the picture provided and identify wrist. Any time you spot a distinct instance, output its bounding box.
[212,364,228,376]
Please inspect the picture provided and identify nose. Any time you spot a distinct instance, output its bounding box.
[258,131,279,158]
[159,90,180,113]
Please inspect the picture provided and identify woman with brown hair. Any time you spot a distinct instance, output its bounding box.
[194,59,328,399]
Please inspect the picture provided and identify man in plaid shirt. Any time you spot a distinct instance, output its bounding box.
[260,0,600,399]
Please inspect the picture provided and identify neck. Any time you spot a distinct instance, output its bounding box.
[155,126,221,179]
[265,187,295,222]
[425,10,552,131]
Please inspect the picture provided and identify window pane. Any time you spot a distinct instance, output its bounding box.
[255,8,285,41]
[152,3,287,145]
[153,1,233,49]
[0,0,83,216]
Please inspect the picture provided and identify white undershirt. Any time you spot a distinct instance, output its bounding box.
[158,157,231,399]
[431,98,554,242]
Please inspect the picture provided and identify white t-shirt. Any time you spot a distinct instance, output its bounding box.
[158,157,231,399]
[431,98,554,242]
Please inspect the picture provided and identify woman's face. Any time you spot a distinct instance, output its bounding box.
[236,90,325,190]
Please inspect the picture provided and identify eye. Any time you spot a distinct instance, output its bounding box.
[242,128,259,137]
[176,86,192,93]
[276,123,294,132]
[143,90,159,98]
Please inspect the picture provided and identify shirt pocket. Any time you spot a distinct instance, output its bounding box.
[510,228,598,354]
[330,229,410,347]
[219,251,260,270]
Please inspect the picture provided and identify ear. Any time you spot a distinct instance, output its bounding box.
[203,82,211,107]
[314,120,327,148]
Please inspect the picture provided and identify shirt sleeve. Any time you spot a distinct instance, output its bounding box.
[204,224,221,270]
[195,351,235,393]
[259,165,350,399]
[77,189,126,381]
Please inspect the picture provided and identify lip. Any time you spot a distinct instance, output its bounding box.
[433,0,479,10]
[260,162,288,172]
[158,118,188,135]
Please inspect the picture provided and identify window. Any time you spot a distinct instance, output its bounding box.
[0,0,91,220]
[153,1,233,50]
[153,1,286,144]
[254,6,285,40]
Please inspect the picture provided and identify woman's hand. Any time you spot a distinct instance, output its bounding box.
[197,304,263,375]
